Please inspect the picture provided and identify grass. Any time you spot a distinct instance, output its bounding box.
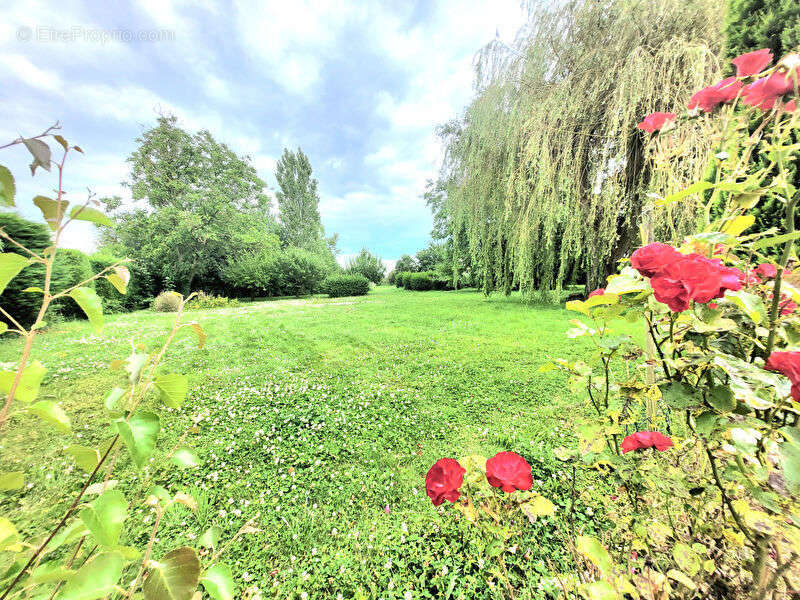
[0,286,617,599]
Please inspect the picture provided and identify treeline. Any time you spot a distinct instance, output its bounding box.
[421,0,800,296]
[0,116,388,325]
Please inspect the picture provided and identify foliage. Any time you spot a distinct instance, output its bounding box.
[530,51,800,597]
[439,0,725,294]
[724,0,800,61]
[321,273,370,298]
[185,290,239,310]
[0,127,241,600]
[274,147,323,249]
[100,115,274,295]
[406,272,435,291]
[153,291,183,312]
[50,249,94,320]
[345,248,385,284]
[90,253,155,313]
[265,247,329,297]
[394,254,418,273]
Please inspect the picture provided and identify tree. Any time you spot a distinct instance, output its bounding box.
[415,243,445,272]
[724,0,800,62]
[440,0,725,294]
[100,116,274,294]
[395,254,418,273]
[275,147,323,248]
[346,248,385,284]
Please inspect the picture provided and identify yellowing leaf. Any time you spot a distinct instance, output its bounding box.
[721,215,755,236]
[0,360,46,403]
[68,287,103,333]
[33,195,68,230]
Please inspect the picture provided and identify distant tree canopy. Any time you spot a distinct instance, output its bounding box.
[345,248,385,284]
[724,0,800,61]
[101,115,274,294]
[437,0,725,294]
[275,147,323,248]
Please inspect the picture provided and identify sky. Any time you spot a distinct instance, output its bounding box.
[0,0,528,268]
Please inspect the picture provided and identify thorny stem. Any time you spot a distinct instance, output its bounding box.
[704,447,756,546]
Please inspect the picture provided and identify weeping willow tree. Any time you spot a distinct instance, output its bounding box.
[440,0,727,295]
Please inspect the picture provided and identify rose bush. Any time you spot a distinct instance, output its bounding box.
[432,46,800,598]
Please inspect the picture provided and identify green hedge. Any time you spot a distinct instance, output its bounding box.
[321,274,370,298]
[393,271,452,291]
[90,254,157,312]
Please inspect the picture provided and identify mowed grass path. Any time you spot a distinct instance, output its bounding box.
[0,286,605,599]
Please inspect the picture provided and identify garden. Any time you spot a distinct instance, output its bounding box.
[1,0,800,598]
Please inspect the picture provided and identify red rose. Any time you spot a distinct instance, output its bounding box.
[485,451,533,493]
[787,99,797,113]
[636,112,676,133]
[732,48,773,78]
[621,431,673,454]
[630,243,682,278]
[711,260,743,297]
[425,458,465,506]
[739,270,762,286]
[688,77,742,112]
[755,263,777,279]
[781,297,797,316]
[588,288,605,298]
[650,254,724,312]
[765,351,800,402]
[742,69,798,111]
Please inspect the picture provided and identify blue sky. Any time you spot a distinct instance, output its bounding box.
[0,0,526,267]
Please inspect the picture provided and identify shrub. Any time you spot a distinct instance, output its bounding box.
[345,248,385,284]
[152,291,183,312]
[407,272,434,291]
[186,291,239,310]
[386,270,396,285]
[50,249,95,320]
[265,247,328,296]
[321,274,370,298]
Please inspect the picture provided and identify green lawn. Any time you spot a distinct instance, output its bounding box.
[0,286,610,599]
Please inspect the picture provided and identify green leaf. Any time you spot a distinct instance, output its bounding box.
[171,448,201,469]
[672,542,700,576]
[579,581,621,600]
[0,471,24,491]
[201,564,235,600]
[708,385,736,413]
[575,535,612,575]
[0,360,46,402]
[0,518,22,552]
[69,205,113,227]
[33,195,68,229]
[104,386,126,411]
[23,138,51,175]
[79,489,128,548]
[65,445,101,473]
[59,552,124,600]
[604,269,650,295]
[28,400,71,432]
[198,525,221,549]
[0,253,31,295]
[656,181,714,207]
[0,165,15,207]
[114,411,160,469]
[143,546,201,600]
[724,290,767,324]
[667,569,697,590]
[565,300,589,316]
[154,374,189,409]
[780,440,800,493]
[68,287,103,333]
[32,562,75,584]
[751,230,800,250]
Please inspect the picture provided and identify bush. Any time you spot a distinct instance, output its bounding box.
[186,291,239,310]
[51,249,94,320]
[264,247,329,296]
[394,272,408,288]
[406,272,434,291]
[152,291,182,312]
[321,274,370,298]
